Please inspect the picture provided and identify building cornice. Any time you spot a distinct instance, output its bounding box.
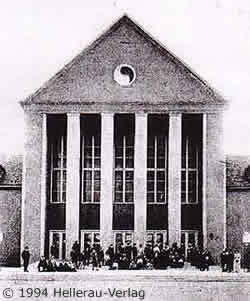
[21,102,227,114]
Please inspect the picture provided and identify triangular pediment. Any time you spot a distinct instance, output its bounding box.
[21,15,226,109]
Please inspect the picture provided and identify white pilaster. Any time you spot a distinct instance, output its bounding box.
[206,112,226,261]
[134,113,147,246]
[40,113,47,256]
[66,113,80,258]
[168,112,182,246]
[202,113,207,250]
[100,113,114,252]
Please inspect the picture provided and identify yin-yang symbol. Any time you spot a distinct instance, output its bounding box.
[114,65,136,86]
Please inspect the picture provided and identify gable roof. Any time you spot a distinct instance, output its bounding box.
[20,15,227,110]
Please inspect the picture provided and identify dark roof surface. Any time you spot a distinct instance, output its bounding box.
[21,15,227,108]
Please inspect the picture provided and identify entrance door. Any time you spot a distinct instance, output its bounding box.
[181,230,199,259]
[146,231,167,247]
[113,231,134,251]
[80,230,100,252]
[49,230,66,260]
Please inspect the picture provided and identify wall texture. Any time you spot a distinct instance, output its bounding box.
[21,112,43,263]
[0,155,22,266]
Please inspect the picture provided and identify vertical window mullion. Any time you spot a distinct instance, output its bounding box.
[50,143,53,202]
[185,137,189,204]
[81,136,84,203]
[165,135,167,203]
[196,146,199,204]
[154,136,157,203]
[91,135,95,203]
[60,135,64,203]
[123,136,126,203]
[59,232,63,260]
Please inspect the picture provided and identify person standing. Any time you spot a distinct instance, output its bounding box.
[234,250,241,273]
[21,246,30,272]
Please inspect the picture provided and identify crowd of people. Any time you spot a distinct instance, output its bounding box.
[35,241,214,272]
[21,242,250,273]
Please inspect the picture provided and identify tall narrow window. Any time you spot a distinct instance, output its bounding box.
[81,115,101,203]
[50,133,66,203]
[181,133,199,204]
[147,115,168,203]
[114,114,135,203]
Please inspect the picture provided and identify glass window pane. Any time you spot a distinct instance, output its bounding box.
[84,136,92,147]
[115,158,123,169]
[84,158,92,168]
[126,135,134,147]
[181,171,186,203]
[147,146,155,157]
[94,158,100,168]
[147,181,154,191]
[126,147,134,157]
[84,171,92,181]
[125,181,133,192]
[115,171,123,181]
[147,171,154,181]
[114,192,123,202]
[94,171,100,180]
[115,136,123,148]
[156,233,163,244]
[147,192,154,203]
[84,180,92,192]
[157,171,165,181]
[84,233,91,244]
[94,192,100,203]
[94,181,100,191]
[147,159,154,168]
[116,233,123,244]
[157,192,165,203]
[84,147,92,158]
[116,147,123,157]
[52,170,60,191]
[94,147,101,157]
[62,234,66,260]
[115,181,123,192]
[126,158,134,168]
[125,171,133,180]
[61,191,66,203]
[188,233,195,245]
[157,158,165,168]
[188,141,197,168]
[157,136,165,156]
[83,191,92,202]
[181,233,185,245]
[95,135,101,146]
[51,233,60,259]
[125,192,133,202]
[157,181,165,192]
[188,171,197,203]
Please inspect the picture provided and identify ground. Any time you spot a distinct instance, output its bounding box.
[0,265,250,300]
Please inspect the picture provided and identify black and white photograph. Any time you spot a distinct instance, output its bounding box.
[0,1,250,300]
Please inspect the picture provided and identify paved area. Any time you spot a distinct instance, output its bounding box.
[0,265,250,300]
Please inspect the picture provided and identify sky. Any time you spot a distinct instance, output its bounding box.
[0,0,250,156]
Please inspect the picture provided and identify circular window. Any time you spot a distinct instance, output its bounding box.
[114,64,136,86]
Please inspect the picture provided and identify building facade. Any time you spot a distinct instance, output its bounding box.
[0,156,22,266]
[20,16,227,263]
